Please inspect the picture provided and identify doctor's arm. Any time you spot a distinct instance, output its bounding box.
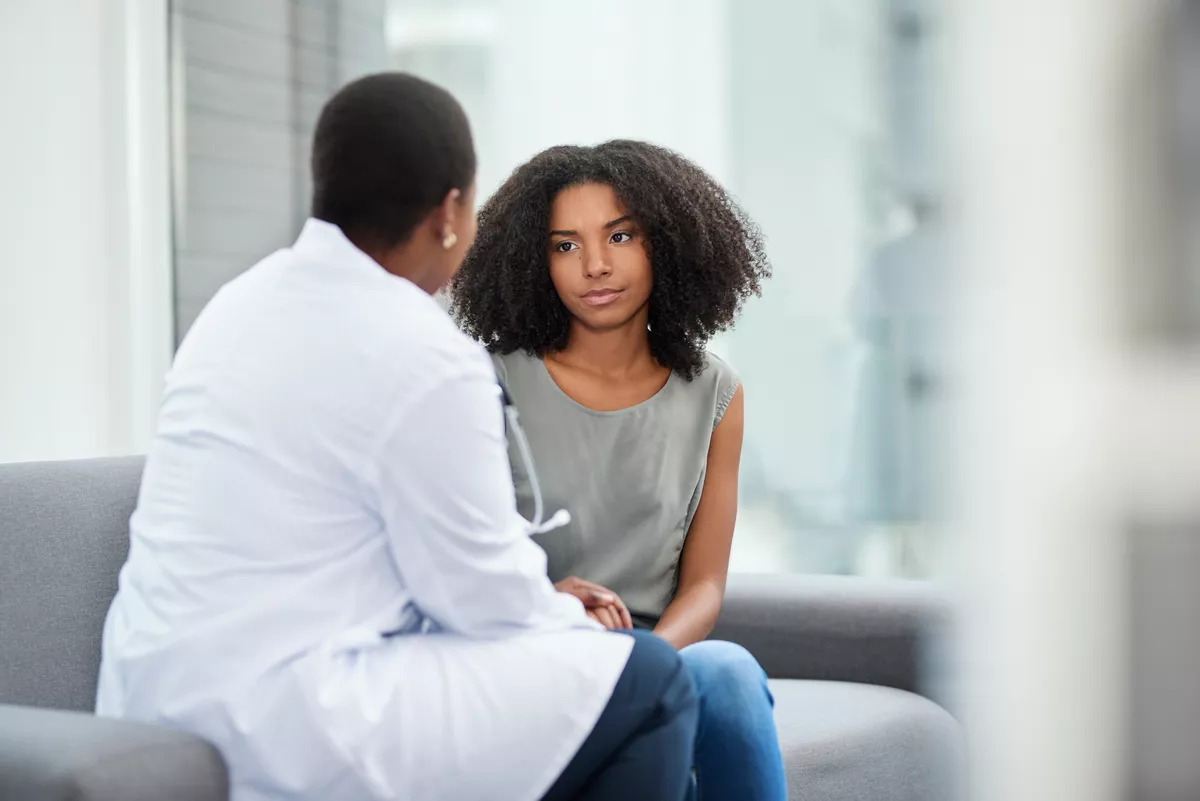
[653,386,744,649]
[375,364,594,638]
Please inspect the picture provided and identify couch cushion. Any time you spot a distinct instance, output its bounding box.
[0,458,143,711]
[714,573,954,695]
[771,679,963,801]
[0,704,228,801]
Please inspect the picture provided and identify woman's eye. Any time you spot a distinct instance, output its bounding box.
[611,231,632,244]
[554,241,577,253]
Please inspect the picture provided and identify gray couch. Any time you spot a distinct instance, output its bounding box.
[0,457,962,800]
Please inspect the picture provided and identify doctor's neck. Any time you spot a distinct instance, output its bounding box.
[343,189,474,295]
[351,231,449,295]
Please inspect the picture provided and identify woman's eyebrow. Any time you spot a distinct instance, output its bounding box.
[549,216,633,237]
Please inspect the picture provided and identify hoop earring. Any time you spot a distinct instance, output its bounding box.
[442,232,458,250]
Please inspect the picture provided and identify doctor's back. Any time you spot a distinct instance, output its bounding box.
[100,215,466,683]
[94,74,637,801]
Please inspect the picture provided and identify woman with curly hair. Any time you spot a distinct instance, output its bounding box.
[450,140,785,800]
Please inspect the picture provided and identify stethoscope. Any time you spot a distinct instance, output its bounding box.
[499,382,572,536]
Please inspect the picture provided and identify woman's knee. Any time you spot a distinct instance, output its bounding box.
[680,640,768,698]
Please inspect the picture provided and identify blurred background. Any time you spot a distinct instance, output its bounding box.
[7,1,1200,798]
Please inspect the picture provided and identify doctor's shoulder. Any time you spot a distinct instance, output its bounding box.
[347,288,489,399]
[408,306,499,381]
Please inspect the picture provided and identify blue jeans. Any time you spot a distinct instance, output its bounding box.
[680,641,787,801]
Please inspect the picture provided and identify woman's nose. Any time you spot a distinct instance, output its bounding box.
[583,249,612,278]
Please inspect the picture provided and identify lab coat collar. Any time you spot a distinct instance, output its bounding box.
[292,218,393,281]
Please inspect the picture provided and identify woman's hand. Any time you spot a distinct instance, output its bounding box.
[586,607,622,629]
[555,576,633,630]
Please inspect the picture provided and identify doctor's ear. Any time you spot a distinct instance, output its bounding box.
[438,189,461,250]
[435,185,476,253]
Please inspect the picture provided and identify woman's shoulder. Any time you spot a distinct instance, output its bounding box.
[700,351,739,385]
[686,351,741,429]
[490,349,541,387]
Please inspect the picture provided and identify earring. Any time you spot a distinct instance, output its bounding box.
[442,232,458,250]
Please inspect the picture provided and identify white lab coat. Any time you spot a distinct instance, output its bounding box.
[95,219,632,801]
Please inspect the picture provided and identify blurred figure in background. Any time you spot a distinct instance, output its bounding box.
[451,140,786,801]
[95,74,699,801]
[847,193,948,576]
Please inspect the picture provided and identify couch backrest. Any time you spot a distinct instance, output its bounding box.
[0,457,144,712]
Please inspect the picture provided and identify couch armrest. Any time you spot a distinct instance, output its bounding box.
[0,705,228,801]
[710,573,953,696]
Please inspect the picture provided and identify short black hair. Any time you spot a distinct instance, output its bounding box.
[311,72,476,249]
[449,140,770,379]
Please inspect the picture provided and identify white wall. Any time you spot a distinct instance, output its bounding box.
[386,0,730,203]
[487,0,730,194]
[0,0,173,463]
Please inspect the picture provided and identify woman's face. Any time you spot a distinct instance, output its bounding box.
[547,182,652,332]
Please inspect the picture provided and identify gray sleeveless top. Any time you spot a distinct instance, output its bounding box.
[493,351,740,619]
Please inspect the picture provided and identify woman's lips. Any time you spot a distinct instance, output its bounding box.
[581,289,624,307]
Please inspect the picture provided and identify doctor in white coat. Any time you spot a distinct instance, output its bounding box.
[95,73,698,801]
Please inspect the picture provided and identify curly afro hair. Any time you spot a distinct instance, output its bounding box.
[448,140,770,380]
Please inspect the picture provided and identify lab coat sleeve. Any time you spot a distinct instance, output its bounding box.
[375,363,596,638]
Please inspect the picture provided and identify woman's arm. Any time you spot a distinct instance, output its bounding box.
[653,385,745,649]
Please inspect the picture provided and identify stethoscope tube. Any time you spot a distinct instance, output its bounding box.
[499,382,571,535]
